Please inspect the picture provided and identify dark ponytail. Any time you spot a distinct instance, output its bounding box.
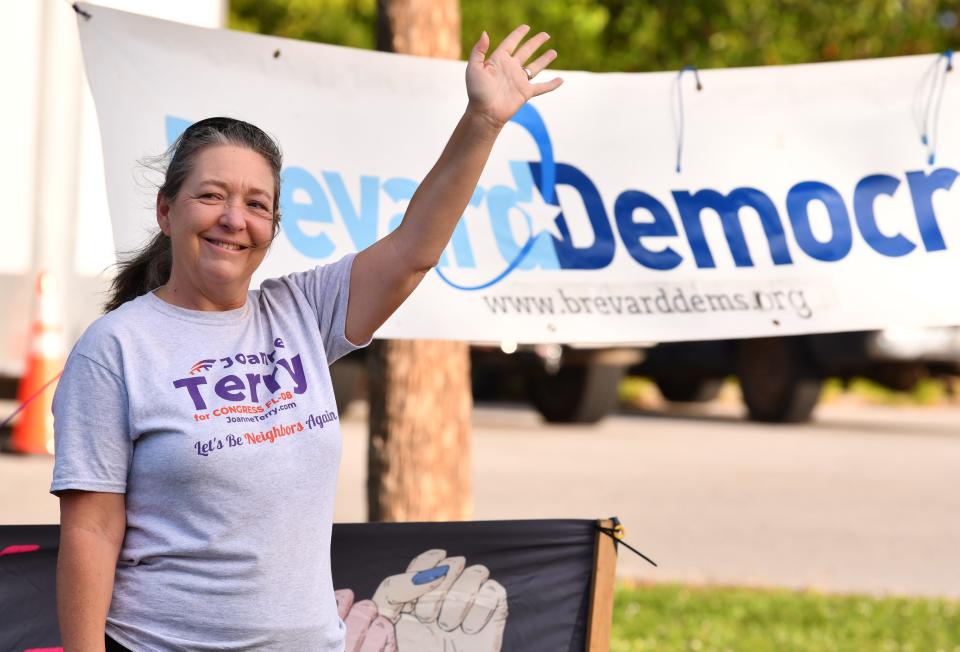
[104,233,173,312]
[104,117,283,312]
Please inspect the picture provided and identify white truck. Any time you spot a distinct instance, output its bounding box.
[452,328,960,424]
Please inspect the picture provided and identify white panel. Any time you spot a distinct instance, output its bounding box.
[0,2,42,274]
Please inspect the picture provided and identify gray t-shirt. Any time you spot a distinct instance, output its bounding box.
[51,254,366,651]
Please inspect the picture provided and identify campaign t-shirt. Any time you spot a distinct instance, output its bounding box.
[51,254,366,652]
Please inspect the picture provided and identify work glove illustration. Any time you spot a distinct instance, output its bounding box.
[335,549,508,652]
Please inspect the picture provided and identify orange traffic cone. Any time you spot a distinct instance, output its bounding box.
[11,272,65,455]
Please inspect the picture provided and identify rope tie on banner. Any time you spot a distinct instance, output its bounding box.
[673,64,703,174]
[67,2,92,20]
[597,520,657,567]
[913,50,953,165]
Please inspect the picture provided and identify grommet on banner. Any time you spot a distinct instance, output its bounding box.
[914,50,952,165]
[611,523,625,540]
[596,518,657,567]
[673,64,703,174]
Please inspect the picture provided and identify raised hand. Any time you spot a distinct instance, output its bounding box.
[465,25,563,129]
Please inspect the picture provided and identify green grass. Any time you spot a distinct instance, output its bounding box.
[612,583,960,652]
[620,376,958,409]
[821,377,953,406]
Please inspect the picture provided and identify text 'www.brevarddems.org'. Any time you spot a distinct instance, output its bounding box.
[481,286,814,320]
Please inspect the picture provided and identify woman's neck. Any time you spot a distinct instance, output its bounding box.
[154,273,248,311]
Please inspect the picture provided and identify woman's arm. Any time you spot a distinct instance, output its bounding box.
[345,25,562,345]
[57,490,126,652]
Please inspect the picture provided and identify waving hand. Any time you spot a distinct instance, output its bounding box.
[466,26,563,129]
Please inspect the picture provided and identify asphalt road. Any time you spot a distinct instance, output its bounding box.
[4,398,959,599]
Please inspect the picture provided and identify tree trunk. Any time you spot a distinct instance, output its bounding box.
[368,0,471,523]
[376,0,461,58]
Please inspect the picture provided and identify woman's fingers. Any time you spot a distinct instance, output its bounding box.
[469,30,489,65]
[523,49,558,79]
[526,47,562,97]
[492,24,531,58]
[531,76,564,97]
[467,24,562,106]
[513,31,551,66]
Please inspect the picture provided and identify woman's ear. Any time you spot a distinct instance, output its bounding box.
[156,192,172,235]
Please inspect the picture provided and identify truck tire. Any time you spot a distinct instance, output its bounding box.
[737,337,822,423]
[527,363,624,424]
[654,375,723,403]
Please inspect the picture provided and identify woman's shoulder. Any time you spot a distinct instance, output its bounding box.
[256,254,356,301]
[71,294,153,360]
[87,292,153,330]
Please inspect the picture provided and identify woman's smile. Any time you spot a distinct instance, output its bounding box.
[202,237,250,252]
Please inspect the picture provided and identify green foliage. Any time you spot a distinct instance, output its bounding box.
[462,0,959,71]
[231,1,959,72]
[822,377,953,406]
[612,582,960,651]
[230,0,376,49]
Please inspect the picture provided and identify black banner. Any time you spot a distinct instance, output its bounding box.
[1,519,599,652]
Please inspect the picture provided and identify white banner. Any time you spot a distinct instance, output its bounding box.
[77,4,960,344]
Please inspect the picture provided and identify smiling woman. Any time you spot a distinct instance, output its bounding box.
[156,145,277,310]
[103,117,284,313]
[51,25,561,652]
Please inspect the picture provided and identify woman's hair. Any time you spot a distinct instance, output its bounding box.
[104,117,283,312]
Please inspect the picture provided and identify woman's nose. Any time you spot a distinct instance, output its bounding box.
[219,198,246,231]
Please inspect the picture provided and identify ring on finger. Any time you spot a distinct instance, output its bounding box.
[522,66,535,81]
